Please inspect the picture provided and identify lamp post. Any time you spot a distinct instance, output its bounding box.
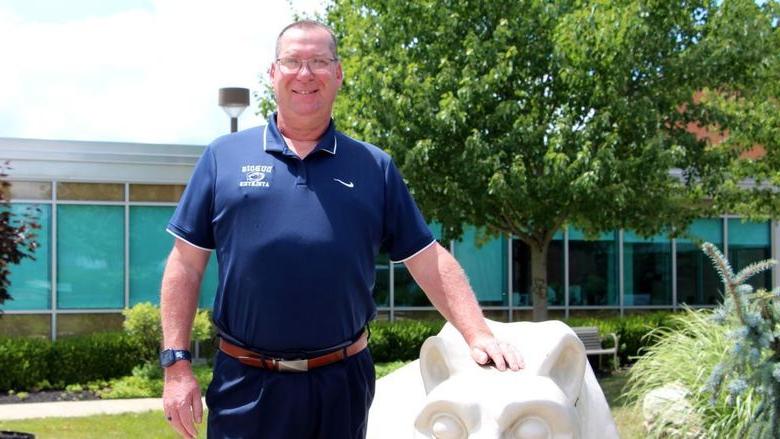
[218,87,250,133]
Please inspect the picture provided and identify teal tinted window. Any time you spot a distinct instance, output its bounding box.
[455,227,507,305]
[623,231,672,306]
[57,205,124,309]
[512,230,564,307]
[568,229,619,306]
[728,219,771,291]
[677,219,724,305]
[129,206,175,305]
[5,204,51,310]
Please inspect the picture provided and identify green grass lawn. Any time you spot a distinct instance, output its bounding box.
[0,364,645,438]
[599,369,644,439]
[0,411,206,439]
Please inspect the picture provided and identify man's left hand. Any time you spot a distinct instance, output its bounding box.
[469,335,525,371]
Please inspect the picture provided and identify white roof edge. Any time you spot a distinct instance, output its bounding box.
[0,136,205,151]
[0,136,206,183]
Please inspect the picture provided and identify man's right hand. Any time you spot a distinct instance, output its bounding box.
[163,362,203,438]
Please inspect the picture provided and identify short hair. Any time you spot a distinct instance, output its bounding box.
[275,20,338,59]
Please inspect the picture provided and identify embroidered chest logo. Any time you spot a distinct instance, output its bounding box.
[240,164,273,188]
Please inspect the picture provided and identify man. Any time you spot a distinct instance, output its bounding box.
[161,20,523,439]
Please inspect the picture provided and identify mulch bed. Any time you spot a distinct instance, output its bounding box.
[0,390,100,405]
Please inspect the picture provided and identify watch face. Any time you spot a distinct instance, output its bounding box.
[160,349,191,367]
[160,350,176,367]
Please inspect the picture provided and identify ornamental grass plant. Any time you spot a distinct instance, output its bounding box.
[625,242,778,437]
[623,307,757,437]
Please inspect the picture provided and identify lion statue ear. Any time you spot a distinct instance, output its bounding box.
[537,331,586,405]
[419,336,461,394]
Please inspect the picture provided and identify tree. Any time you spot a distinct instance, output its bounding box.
[309,0,779,321]
[0,162,39,312]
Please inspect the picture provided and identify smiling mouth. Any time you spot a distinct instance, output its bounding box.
[293,89,318,95]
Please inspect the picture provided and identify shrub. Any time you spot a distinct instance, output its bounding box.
[0,332,147,392]
[366,314,675,366]
[624,243,779,437]
[565,312,680,366]
[624,308,753,437]
[0,336,50,391]
[123,302,214,364]
[49,332,144,386]
[698,243,780,436]
[368,319,445,362]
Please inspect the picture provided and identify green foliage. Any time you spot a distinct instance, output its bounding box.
[304,0,780,320]
[699,243,780,437]
[65,383,84,393]
[122,302,214,364]
[49,332,143,386]
[374,360,409,379]
[368,319,445,362]
[565,312,682,365]
[624,308,754,437]
[369,314,674,366]
[122,302,161,363]
[0,332,144,392]
[625,244,780,437]
[94,363,212,399]
[0,336,50,391]
[692,1,780,221]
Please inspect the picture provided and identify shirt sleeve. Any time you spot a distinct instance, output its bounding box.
[167,145,216,250]
[382,158,435,262]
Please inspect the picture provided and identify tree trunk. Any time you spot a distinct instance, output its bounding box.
[530,242,549,322]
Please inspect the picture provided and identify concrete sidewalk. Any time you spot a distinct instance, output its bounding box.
[0,398,205,421]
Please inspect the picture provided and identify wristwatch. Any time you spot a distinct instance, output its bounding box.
[159,349,192,368]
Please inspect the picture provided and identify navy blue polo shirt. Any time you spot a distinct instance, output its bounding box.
[167,114,434,353]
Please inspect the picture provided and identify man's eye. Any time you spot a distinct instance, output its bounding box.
[310,59,330,68]
[281,59,300,68]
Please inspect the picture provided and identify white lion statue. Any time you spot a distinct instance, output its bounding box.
[368,319,619,438]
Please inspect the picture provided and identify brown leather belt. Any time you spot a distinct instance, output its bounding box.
[219,331,369,372]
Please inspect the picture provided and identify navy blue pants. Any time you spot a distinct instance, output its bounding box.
[206,349,375,438]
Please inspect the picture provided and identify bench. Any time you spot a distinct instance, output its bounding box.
[571,326,619,370]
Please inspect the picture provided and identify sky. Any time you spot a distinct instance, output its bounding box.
[0,0,327,145]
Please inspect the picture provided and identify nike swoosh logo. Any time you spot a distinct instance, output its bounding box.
[333,178,354,188]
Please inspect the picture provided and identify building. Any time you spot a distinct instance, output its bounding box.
[0,137,777,340]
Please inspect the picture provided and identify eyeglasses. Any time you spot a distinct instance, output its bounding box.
[275,57,338,74]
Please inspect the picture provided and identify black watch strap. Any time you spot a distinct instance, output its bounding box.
[159,349,192,367]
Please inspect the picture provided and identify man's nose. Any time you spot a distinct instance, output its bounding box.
[296,61,314,78]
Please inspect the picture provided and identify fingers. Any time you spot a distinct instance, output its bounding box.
[164,378,201,439]
[470,346,489,365]
[166,401,197,439]
[192,390,204,424]
[502,342,525,371]
[178,398,199,438]
[169,408,188,438]
[470,337,525,371]
[483,342,507,371]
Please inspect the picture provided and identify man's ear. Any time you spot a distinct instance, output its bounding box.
[335,62,344,87]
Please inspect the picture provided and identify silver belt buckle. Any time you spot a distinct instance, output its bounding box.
[277,359,309,372]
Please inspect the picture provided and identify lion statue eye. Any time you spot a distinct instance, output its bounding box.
[431,413,467,439]
[511,416,552,439]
